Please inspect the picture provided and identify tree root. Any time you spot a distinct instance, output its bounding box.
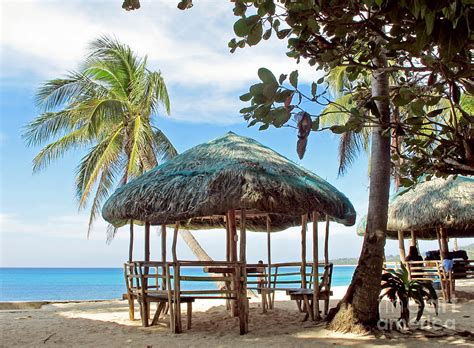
[326,303,368,334]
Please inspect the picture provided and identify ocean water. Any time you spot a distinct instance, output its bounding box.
[0,266,355,302]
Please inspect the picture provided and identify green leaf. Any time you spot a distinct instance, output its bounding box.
[330,125,347,134]
[425,11,435,35]
[289,70,298,88]
[311,82,317,97]
[239,93,252,102]
[247,22,263,46]
[279,74,287,84]
[234,18,250,37]
[258,68,278,85]
[259,123,269,131]
[426,108,444,118]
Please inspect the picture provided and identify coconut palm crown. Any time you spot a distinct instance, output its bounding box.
[23,35,176,235]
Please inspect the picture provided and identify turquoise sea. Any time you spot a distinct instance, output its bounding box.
[0,266,355,302]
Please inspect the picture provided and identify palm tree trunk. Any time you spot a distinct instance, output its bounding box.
[179,229,213,261]
[328,53,391,331]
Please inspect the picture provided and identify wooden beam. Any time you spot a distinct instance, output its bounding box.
[312,212,320,320]
[398,230,406,262]
[239,209,248,334]
[301,214,307,289]
[324,215,330,266]
[172,222,180,263]
[129,220,134,263]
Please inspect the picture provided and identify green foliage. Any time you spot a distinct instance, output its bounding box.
[380,263,438,323]
[226,0,474,185]
[23,36,177,236]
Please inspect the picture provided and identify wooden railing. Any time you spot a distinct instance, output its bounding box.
[124,260,248,334]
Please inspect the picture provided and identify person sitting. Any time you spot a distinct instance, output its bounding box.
[405,245,423,262]
[256,260,266,294]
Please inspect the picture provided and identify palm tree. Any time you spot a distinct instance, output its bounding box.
[24,36,175,244]
[24,36,215,263]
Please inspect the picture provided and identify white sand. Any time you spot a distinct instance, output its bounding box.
[1,283,473,347]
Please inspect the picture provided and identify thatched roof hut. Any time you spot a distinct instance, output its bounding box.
[102,132,356,231]
[357,175,474,240]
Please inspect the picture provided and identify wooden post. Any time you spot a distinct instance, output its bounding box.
[144,222,151,320]
[228,209,237,262]
[324,216,329,266]
[129,220,134,262]
[239,209,248,334]
[239,209,247,263]
[161,225,167,290]
[440,228,449,257]
[266,215,272,289]
[410,230,417,247]
[453,238,459,251]
[398,230,406,263]
[225,213,230,262]
[228,209,238,317]
[144,222,150,262]
[172,222,180,263]
[301,214,307,289]
[171,222,181,333]
[312,211,320,320]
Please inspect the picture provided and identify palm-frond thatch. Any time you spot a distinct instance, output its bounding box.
[357,175,474,239]
[102,132,356,232]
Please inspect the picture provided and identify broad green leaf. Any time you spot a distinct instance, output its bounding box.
[234,18,250,37]
[258,68,278,85]
[289,70,298,88]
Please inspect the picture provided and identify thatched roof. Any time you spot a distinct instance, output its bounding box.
[357,175,474,239]
[102,132,356,232]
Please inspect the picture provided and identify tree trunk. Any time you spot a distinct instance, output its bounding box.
[328,53,391,332]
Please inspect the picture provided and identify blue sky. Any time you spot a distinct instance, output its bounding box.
[1,0,458,267]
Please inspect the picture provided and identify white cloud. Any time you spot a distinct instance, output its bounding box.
[1,0,322,124]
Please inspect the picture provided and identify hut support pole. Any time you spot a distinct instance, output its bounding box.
[301,215,307,289]
[171,222,181,333]
[161,225,167,290]
[127,220,135,320]
[398,230,406,263]
[439,227,452,302]
[239,209,248,334]
[144,222,151,320]
[265,215,272,311]
[410,230,417,247]
[323,215,330,315]
[312,212,320,320]
[324,216,329,266]
[129,220,134,262]
[228,209,238,317]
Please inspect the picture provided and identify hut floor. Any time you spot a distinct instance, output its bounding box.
[1,281,474,347]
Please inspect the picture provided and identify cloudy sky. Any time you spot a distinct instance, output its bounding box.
[0,0,454,267]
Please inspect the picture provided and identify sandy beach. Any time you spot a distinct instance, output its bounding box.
[1,284,473,347]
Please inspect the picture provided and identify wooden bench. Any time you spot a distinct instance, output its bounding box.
[288,288,333,321]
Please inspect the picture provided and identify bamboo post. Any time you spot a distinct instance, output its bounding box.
[266,215,272,310]
[324,215,329,266]
[129,220,134,262]
[312,212,321,320]
[228,209,238,316]
[239,209,247,263]
[161,225,167,290]
[166,264,175,333]
[440,227,451,301]
[225,213,230,262]
[144,222,151,320]
[410,230,417,247]
[171,222,182,333]
[398,230,406,263]
[453,238,459,251]
[228,209,238,262]
[440,228,449,257]
[239,209,248,334]
[301,214,307,289]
